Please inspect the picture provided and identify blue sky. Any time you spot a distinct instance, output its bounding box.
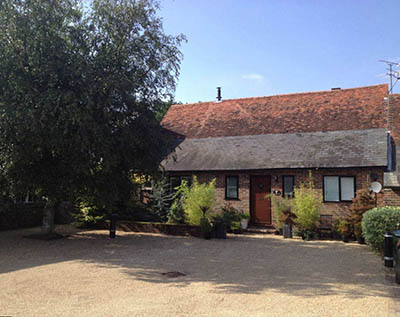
[159,0,400,103]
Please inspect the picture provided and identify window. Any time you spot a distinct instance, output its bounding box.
[169,175,192,193]
[283,176,294,197]
[323,176,355,202]
[225,176,239,200]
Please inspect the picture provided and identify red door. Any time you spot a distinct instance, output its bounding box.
[251,176,271,224]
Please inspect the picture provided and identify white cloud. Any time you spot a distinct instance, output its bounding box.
[242,73,264,81]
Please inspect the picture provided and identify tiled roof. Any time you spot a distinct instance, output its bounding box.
[162,128,388,171]
[162,84,388,138]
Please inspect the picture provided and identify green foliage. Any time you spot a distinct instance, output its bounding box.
[154,100,182,122]
[181,177,216,225]
[268,195,293,229]
[167,200,185,224]
[73,202,105,228]
[167,179,189,224]
[293,171,321,232]
[148,178,174,222]
[338,218,350,235]
[220,205,242,229]
[0,0,184,232]
[231,221,243,233]
[362,207,400,252]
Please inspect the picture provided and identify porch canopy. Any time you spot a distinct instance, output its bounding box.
[162,128,388,172]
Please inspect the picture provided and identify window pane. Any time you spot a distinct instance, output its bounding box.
[226,176,238,199]
[340,177,355,201]
[324,176,339,201]
[227,188,238,199]
[283,176,294,197]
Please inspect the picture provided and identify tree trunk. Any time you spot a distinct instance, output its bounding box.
[42,199,57,234]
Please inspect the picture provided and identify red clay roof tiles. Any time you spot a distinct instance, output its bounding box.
[161,84,388,138]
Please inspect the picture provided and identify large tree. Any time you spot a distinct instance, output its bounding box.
[0,0,184,233]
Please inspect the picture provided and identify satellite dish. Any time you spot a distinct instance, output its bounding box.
[370,182,382,193]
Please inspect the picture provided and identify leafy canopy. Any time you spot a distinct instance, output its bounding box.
[0,0,185,213]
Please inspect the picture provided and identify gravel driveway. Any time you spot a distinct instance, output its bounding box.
[0,227,398,316]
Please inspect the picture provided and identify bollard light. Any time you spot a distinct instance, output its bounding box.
[110,213,117,239]
[384,232,394,267]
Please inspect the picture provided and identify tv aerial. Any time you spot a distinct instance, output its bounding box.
[379,60,400,94]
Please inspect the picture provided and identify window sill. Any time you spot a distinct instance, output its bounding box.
[225,198,240,201]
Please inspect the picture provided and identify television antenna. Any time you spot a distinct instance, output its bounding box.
[379,60,400,94]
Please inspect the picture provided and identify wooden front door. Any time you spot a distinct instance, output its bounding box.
[251,175,271,224]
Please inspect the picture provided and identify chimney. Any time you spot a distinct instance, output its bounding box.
[216,87,222,102]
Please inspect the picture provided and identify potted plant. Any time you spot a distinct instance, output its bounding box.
[279,208,297,239]
[231,221,243,234]
[240,212,250,230]
[338,219,350,242]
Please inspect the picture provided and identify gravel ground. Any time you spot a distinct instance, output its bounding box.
[0,226,398,317]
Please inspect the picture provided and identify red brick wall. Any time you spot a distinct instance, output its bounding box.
[171,167,385,226]
[383,188,400,206]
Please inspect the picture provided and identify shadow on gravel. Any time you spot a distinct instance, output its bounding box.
[0,227,394,299]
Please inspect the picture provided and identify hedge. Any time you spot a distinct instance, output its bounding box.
[362,206,400,252]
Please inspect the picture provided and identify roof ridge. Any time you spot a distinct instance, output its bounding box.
[171,84,388,107]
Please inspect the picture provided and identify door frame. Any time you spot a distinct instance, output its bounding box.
[250,175,272,225]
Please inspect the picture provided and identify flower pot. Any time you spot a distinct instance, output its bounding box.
[240,218,249,230]
[283,224,292,238]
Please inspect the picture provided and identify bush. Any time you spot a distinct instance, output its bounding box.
[181,176,216,225]
[347,188,376,239]
[148,178,174,222]
[73,202,105,228]
[362,206,400,252]
[167,180,188,224]
[293,171,321,233]
[220,205,242,229]
[269,195,293,230]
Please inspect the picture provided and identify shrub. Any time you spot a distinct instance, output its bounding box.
[220,205,242,229]
[167,180,189,224]
[148,178,174,222]
[181,176,216,225]
[73,202,105,228]
[293,171,321,233]
[269,195,293,229]
[347,188,376,239]
[362,206,400,252]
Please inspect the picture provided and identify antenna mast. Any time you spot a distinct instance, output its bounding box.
[379,60,400,94]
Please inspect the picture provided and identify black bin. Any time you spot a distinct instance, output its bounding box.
[393,230,400,284]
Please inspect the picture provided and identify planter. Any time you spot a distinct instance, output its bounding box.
[240,218,249,230]
[214,223,227,239]
[283,224,292,239]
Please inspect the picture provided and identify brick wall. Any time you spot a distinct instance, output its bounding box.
[171,167,385,226]
[383,188,400,206]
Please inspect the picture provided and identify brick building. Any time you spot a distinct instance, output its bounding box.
[161,84,400,226]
